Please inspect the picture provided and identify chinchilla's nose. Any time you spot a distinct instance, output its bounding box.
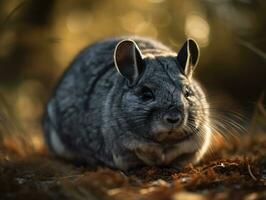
[163,106,183,125]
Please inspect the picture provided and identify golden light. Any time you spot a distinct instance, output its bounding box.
[120,11,145,32]
[147,0,165,3]
[120,11,158,38]
[66,11,92,34]
[134,21,158,38]
[185,14,210,47]
[16,80,43,122]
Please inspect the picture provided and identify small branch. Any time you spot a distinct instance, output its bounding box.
[237,39,266,60]
[248,164,257,181]
[1,1,27,28]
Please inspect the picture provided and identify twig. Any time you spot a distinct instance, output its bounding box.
[1,1,28,28]
[248,164,257,181]
[237,39,266,60]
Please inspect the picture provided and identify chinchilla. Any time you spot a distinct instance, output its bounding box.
[43,36,211,171]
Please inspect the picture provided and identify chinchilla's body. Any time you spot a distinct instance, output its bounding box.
[43,36,211,171]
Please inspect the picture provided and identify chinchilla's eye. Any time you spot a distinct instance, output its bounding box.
[139,86,154,101]
[184,86,193,98]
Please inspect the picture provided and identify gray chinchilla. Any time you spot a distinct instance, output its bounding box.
[43,36,211,172]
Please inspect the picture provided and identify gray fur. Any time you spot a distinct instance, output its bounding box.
[43,36,211,171]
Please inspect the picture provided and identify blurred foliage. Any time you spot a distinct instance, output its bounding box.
[0,0,265,137]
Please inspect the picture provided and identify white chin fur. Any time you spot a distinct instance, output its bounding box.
[151,123,169,134]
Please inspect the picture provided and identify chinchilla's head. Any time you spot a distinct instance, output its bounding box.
[113,38,211,165]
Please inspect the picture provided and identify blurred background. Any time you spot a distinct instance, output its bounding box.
[0,0,265,143]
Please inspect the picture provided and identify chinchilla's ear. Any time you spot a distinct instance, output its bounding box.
[114,39,145,86]
[177,39,200,78]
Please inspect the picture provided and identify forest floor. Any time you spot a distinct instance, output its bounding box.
[1,105,266,200]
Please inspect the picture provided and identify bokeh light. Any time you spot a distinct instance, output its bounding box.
[185,14,210,47]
